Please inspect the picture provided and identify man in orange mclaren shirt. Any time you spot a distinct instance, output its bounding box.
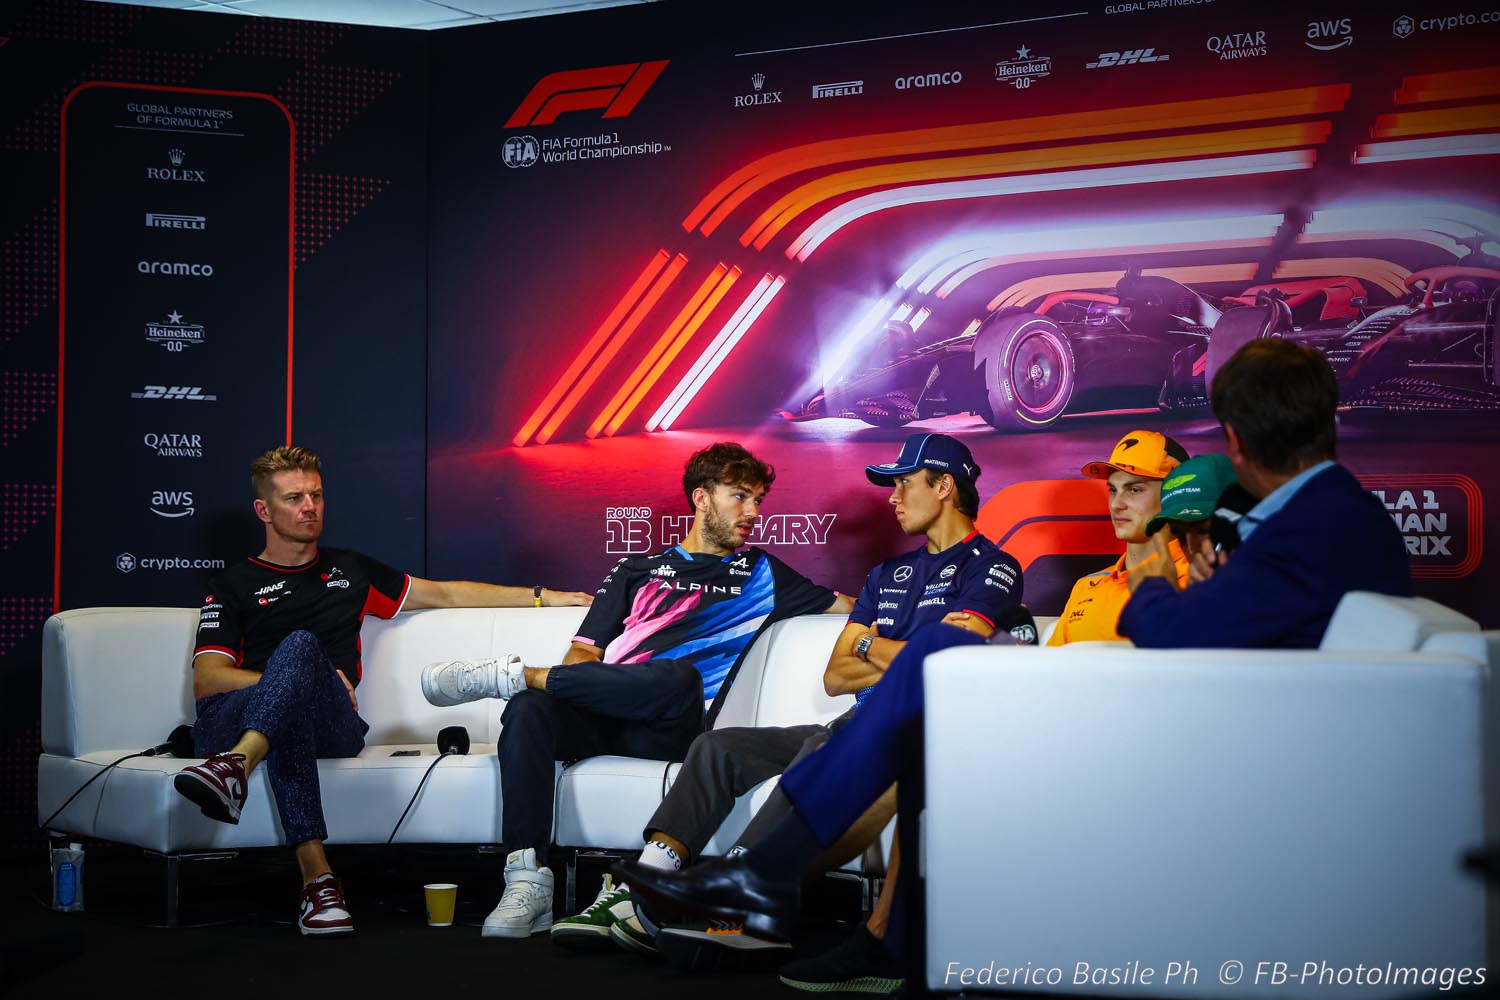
[1047,430,1190,645]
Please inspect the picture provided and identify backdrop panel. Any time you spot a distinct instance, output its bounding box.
[428,0,1500,622]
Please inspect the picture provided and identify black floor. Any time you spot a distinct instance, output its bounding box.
[0,842,870,999]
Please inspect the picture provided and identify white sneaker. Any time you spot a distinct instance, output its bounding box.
[421,654,524,707]
[482,848,554,938]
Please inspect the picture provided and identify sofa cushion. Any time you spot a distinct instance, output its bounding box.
[1320,590,1478,653]
[357,606,587,744]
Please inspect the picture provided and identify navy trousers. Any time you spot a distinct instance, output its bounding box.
[192,630,368,845]
[777,623,987,962]
[498,658,705,863]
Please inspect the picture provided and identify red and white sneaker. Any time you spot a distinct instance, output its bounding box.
[173,752,248,824]
[298,873,355,936]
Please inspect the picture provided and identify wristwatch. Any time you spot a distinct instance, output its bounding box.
[855,634,874,661]
[533,585,544,608]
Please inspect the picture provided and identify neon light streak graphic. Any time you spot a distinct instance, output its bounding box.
[749,122,1329,250]
[587,263,730,438]
[1371,105,1500,139]
[513,250,670,447]
[1353,134,1500,164]
[786,150,1316,260]
[603,266,741,437]
[648,276,785,431]
[905,214,1282,296]
[1395,68,1500,105]
[682,85,1348,236]
[534,253,687,445]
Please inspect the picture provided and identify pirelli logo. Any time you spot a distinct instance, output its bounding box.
[506,60,669,128]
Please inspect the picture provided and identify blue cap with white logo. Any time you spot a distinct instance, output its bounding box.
[865,433,981,486]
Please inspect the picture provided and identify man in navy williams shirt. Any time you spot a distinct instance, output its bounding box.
[551,433,1022,971]
[1119,338,1411,646]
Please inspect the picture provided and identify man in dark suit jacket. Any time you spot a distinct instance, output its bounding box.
[1119,338,1411,646]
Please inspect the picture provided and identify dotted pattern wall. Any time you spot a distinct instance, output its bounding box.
[0,0,417,846]
[1,372,56,448]
[2,203,57,349]
[3,48,214,154]
[217,19,347,63]
[277,64,402,164]
[12,0,141,47]
[0,597,52,660]
[2,485,55,554]
[0,724,41,831]
[296,172,393,266]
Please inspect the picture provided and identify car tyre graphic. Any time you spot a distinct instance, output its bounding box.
[974,312,1076,431]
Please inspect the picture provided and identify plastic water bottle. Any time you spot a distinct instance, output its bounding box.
[50,843,85,912]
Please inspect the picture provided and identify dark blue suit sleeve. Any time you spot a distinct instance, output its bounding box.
[1118,526,1321,648]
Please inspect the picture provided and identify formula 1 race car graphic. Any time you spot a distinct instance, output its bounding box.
[799,270,1222,430]
[1170,265,1500,414]
[795,263,1500,431]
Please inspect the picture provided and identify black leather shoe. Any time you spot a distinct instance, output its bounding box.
[613,855,800,943]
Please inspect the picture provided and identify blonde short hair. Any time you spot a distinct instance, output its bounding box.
[251,445,322,500]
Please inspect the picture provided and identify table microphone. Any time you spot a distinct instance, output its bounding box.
[437,725,470,756]
[388,726,471,844]
[145,724,196,757]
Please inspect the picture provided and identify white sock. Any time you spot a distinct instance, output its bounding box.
[637,839,683,872]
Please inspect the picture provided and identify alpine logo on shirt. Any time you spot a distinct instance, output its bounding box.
[575,545,835,702]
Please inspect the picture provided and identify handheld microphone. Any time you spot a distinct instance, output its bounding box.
[990,605,1039,646]
[437,725,470,756]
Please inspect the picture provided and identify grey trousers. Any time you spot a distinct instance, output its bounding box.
[642,715,850,859]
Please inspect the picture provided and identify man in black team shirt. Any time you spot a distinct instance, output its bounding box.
[172,445,593,936]
[419,442,856,939]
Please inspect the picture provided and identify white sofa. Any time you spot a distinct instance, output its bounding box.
[923,593,1491,997]
[39,605,961,918]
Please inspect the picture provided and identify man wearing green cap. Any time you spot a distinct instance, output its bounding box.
[1121,339,1411,647]
[1144,454,1254,582]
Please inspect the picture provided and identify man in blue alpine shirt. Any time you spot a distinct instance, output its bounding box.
[420,442,856,939]
[1120,338,1411,645]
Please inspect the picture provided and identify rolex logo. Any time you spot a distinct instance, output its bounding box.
[752,73,765,91]
[168,147,185,166]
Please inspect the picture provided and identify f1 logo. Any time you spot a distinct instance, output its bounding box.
[505,60,669,128]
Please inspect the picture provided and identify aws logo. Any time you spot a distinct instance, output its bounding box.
[506,61,668,128]
[1305,17,1354,50]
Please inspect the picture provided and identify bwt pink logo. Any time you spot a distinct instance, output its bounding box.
[605,507,837,554]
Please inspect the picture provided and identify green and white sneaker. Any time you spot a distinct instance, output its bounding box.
[608,912,658,958]
[550,875,635,951]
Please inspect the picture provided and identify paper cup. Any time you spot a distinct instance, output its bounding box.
[424,883,457,926]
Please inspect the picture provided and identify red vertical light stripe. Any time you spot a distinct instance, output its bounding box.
[513,250,670,447]
[535,253,688,445]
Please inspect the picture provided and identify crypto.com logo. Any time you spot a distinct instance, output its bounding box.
[505,60,668,128]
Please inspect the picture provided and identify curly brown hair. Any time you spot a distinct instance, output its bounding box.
[681,442,775,510]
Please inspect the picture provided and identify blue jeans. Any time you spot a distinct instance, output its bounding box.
[192,630,368,845]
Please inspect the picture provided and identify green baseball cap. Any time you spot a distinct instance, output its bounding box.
[1146,454,1237,536]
